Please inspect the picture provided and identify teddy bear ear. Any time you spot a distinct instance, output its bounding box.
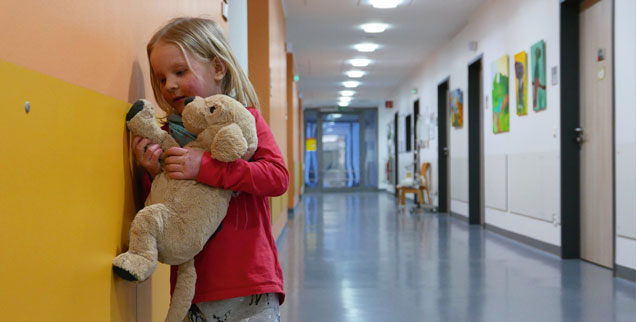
[184,96,196,106]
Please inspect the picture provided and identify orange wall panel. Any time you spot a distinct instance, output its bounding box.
[0,0,226,104]
[287,52,300,209]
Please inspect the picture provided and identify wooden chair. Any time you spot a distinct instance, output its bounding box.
[397,162,431,206]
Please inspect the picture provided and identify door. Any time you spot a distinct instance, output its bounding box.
[468,59,483,225]
[319,113,361,189]
[438,80,450,212]
[579,0,614,268]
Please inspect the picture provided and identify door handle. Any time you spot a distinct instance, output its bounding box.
[574,127,584,148]
[442,147,449,156]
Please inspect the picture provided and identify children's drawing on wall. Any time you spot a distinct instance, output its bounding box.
[450,89,463,128]
[531,40,547,111]
[514,51,528,116]
[492,54,510,133]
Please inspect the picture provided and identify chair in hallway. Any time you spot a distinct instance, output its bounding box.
[396,162,431,206]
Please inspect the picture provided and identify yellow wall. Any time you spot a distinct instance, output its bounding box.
[0,1,225,321]
[248,0,289,229]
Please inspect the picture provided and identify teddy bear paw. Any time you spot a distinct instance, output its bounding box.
[112,252,157,282]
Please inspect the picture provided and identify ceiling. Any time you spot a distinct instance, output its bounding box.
[284,0,488,109]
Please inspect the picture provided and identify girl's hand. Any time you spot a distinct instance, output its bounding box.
[164,147,203,180]
[133,136,162,178]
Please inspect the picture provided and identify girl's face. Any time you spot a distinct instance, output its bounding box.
[150,41,226,114]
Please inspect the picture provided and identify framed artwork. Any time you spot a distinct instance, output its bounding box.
[514,51,528,116]
[492,54,510,134]
[450,89,463,128]
[531,40,547,111]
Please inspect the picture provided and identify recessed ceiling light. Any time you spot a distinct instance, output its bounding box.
[343,81,360,88]
[354,43,379,52]
[362,23,388,33]
[346,70,365,78]
[370,0,402,9]
[340,90,355,96]
[338,101,350,107]
[339,97,352,102]
[350,58,371,67]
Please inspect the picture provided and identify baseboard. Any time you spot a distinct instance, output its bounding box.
[615,264,636,282]
[484,223,561,257]
[450,211,468,222]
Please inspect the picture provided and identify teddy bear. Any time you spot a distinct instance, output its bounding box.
[112,94,257,322]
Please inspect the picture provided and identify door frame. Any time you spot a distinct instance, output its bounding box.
[468,56,484,225]
[559,0,616,268]
[560,0,582,260]
[437,78,450,213]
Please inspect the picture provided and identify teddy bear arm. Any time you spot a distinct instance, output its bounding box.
[210,123,248,163]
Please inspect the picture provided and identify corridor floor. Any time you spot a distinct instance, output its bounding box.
[276,192,636,322]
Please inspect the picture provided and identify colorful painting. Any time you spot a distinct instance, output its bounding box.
[531,40,547,111]
[492,55,510,134]
[450,89,463,128]
[514,51,527,116]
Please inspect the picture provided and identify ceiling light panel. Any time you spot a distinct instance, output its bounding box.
[370,0,402,9]
[354,43,379,52]
[346,70,365,78]
[350,58,371,67]
[340,90,355,96]
[343,81,360,88]
[362,23,388,33]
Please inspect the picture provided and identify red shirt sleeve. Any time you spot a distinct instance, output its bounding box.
[196,108,289,197]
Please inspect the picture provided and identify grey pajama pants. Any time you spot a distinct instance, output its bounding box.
[185,293,280,322]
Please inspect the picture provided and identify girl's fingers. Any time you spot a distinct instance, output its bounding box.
[165,147,188,157]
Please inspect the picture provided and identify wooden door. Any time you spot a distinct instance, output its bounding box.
[579,0,614,268]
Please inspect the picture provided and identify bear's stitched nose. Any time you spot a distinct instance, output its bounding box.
[184,97,196,107]
[126,100,145,121]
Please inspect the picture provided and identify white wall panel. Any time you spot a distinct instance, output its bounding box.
[450,157,469,202]
[508,152,559,223]
[485,154,508,211]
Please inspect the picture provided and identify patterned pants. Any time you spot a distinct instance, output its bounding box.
[185,293,280,322]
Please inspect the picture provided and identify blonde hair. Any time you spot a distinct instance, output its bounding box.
[147,17,260,114]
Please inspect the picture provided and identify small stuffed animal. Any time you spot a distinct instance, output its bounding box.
[112,95,257,322]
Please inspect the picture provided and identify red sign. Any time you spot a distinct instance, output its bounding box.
[385,101,393,108]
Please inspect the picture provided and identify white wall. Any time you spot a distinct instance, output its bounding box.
[380,0,561,246]
[614,0,636,271]
[228,0,248,74]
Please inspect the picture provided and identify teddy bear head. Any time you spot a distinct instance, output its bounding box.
[182,95,258,161]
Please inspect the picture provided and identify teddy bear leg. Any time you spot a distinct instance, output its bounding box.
[113,204,168,282]
[164,259,196,322]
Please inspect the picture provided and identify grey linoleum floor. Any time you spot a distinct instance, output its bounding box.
[276,192,636,322]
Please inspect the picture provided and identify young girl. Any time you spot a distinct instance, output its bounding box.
[132,17,287,322]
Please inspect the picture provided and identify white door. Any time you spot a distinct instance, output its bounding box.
[579,0,614,268]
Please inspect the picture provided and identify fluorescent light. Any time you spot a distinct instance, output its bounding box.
[370,0,402,9]
[354,43,379,52]
[362,23,388,33]
[339,97,352,102]
[346,70,365,78]
[350,58,371,67]
[340,90,355,96]
[338,101,350,107]
[343,81,360,88]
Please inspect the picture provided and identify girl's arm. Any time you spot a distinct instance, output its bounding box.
[196,108,289,197]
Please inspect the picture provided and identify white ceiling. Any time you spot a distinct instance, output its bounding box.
[284,0,488,108]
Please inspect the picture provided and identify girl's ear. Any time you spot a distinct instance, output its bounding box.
[211,57,227,81]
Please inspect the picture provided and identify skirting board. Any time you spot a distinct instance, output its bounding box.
[450,211,468,222]
[484,224,561,257]
[616,265,636,282]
